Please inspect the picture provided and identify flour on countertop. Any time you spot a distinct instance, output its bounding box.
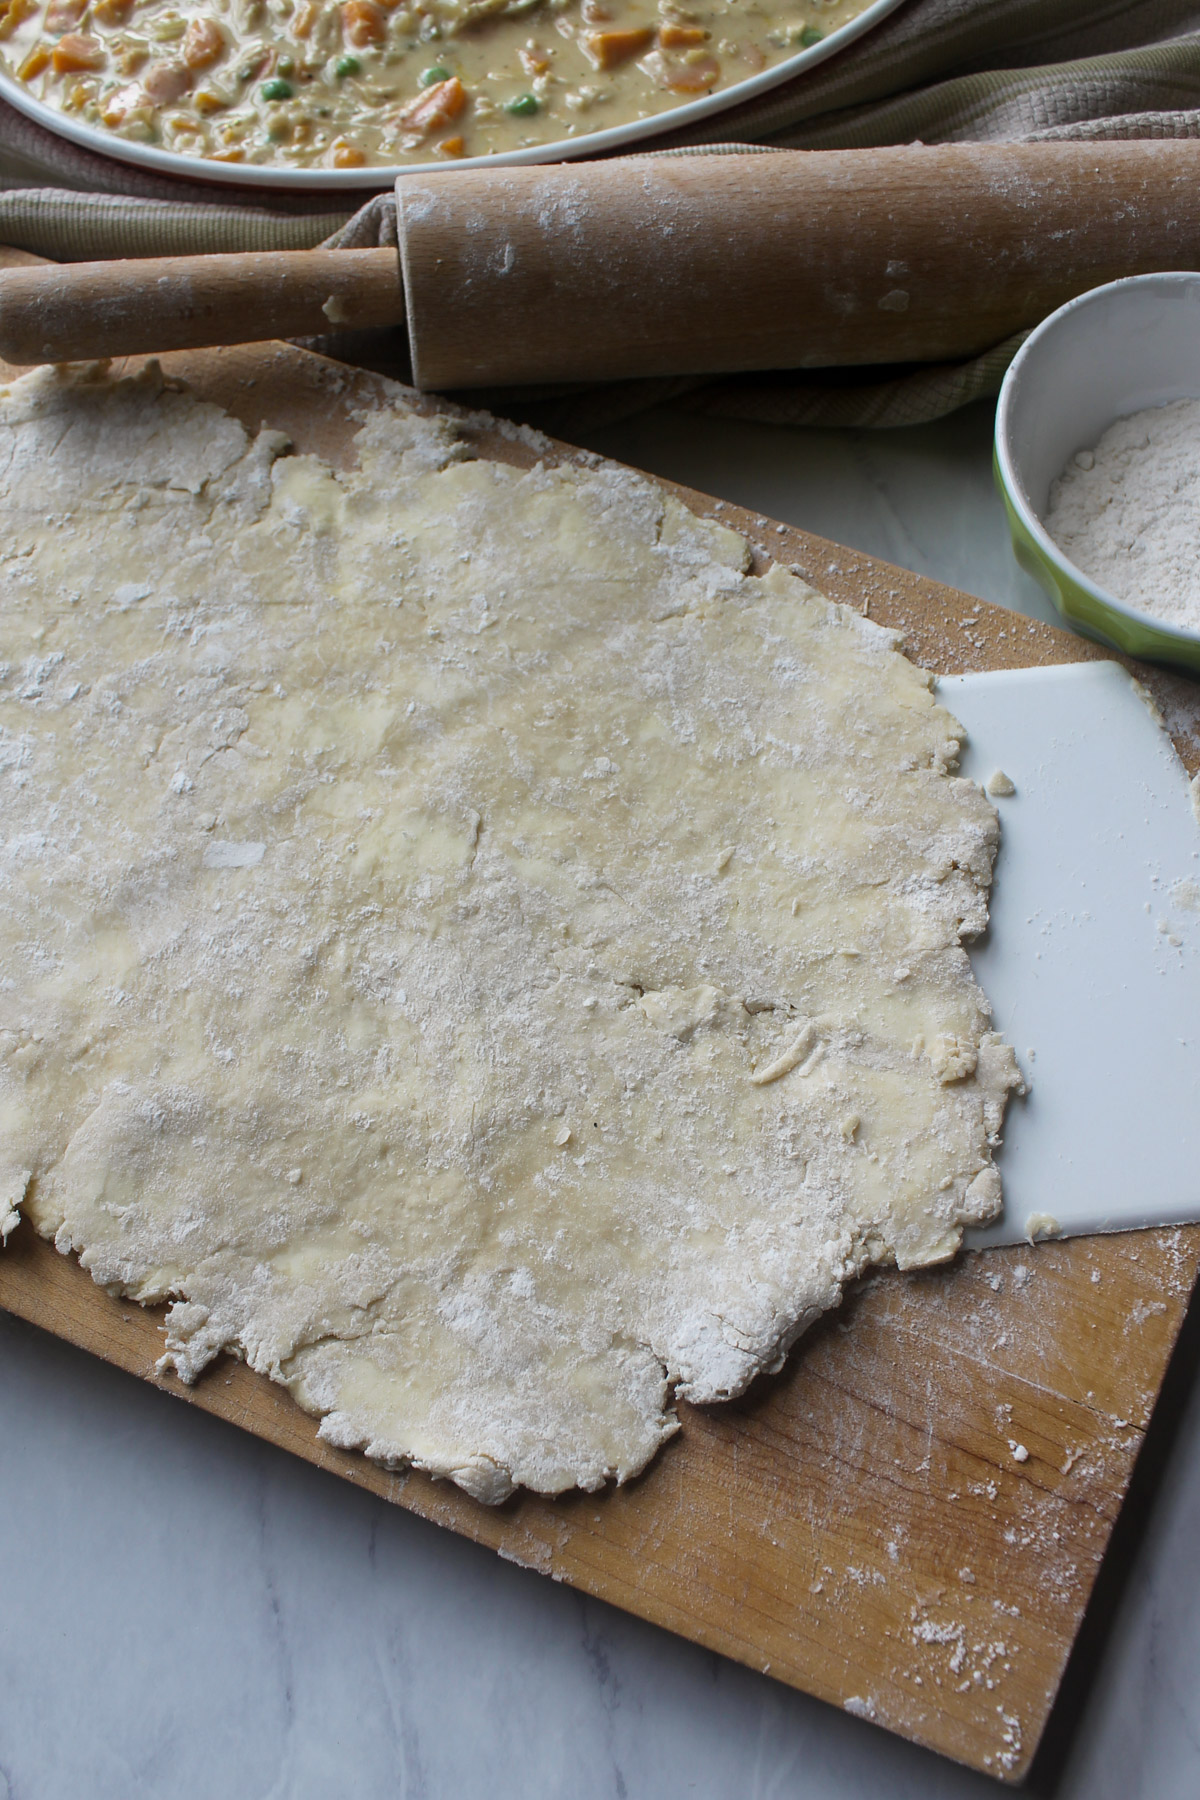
[1045,399,1200,633]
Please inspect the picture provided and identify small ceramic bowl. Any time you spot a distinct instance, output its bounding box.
[994,272,1200,676]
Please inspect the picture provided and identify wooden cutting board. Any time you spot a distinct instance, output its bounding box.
[2,337,1198,1784]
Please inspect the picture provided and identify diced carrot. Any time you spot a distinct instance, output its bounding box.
[193,86,228,114]
[18,41,50,76]
[518,44,549,76]
[0,0,35,40]
[332,139,367,166]
[582,26,654,70]
[340,0,386,46]
[141,57,190,103]
[183,17,224,70]
[394,74,466,132]
[658,22,708,46]
[52,31,104,70]
[290,0,318,35]
[209,147,246,162]
[92,0,133,21]
[435,134,465,156]
[44,0,85,30]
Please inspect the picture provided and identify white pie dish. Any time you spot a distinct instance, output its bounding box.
[0,0,905,191]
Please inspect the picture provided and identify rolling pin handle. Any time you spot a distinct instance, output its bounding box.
[0,247,404,366]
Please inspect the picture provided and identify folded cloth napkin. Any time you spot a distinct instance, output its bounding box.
[5,0,1200,428]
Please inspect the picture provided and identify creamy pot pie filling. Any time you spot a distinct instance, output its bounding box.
[0,0,874,168]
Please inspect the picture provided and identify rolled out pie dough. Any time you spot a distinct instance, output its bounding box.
[0,364,1021,1502]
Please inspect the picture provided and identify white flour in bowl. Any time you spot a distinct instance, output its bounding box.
[1044,397,1200,634]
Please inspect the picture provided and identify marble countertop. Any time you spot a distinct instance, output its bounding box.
[3,398,1199,1800]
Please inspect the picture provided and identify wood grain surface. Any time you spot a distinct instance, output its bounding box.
[2,338,1198,1783]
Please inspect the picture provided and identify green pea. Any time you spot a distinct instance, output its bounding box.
[334,54,361,78]
[418,63,451,86]
[799,24,822,45]
[505,92,539,116]
[260,77,293,100]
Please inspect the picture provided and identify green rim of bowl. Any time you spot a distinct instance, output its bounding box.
[992,446,1200,676]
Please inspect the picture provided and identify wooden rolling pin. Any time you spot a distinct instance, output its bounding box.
[3,142,1200,389]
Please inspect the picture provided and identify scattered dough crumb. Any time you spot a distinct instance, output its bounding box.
[321,294,352,326]
[985,770,1016,798]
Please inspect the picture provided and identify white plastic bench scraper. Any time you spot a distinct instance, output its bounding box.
[939,660,1200,1248]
